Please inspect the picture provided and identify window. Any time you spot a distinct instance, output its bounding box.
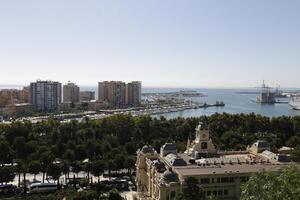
[224,189,229,195]
[221,177,229,183]
[229,177,234,182]
[207,191,211,196]
[212,178,215,183]
[170,191,176,198]
[201,142,208,149]
[218,190,223,196]
[217,177,220,183]
[200,178,210,184]
[240,176,249,182]
[212,190,217,196]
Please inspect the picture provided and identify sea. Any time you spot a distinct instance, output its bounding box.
[142,88,300,119]
[1,85,300,119]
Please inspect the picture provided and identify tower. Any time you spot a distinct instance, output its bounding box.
[186,122,217,158]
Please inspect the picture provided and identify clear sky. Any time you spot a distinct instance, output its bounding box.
[0,0,300,88]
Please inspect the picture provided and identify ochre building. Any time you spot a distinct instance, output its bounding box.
[136,122,292,200]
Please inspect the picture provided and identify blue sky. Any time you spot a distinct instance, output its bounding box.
[0,0,300,88]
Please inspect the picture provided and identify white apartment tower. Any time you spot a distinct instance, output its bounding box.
[30,80,62,111]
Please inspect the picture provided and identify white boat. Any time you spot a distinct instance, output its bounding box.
[289,97,300,110]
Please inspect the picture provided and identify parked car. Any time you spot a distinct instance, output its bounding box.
[0,184,18,195]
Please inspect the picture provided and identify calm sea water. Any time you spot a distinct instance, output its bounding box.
[1,85,300,118]
[143,88,300,118]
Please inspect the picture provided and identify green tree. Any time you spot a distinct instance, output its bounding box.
[107,188,122,200]
[241,165,300,200]
[61,160,70,184]
[47,163,62,186]
[123,156,136,175]
[72,190,97,200]
[71,161,82,177]
[0,141,13,166]
[74,145,87,161]
[40,151,54,183]
[290,146,300,162]
[0,166,15,184]
[106,160,117,178]
[91,160,105,182]
[176,177,205,200]
[28,160,41,180]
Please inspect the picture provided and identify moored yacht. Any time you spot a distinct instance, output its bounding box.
[289,97,300,110]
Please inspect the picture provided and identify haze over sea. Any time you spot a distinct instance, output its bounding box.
[1,85,300,118]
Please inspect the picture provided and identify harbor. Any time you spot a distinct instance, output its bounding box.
[1,86,300,123]
[3,101,225,123]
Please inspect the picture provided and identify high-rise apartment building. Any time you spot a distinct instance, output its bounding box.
[63,82,80,103]
[30,80,62,111]
[98,81,126,107]
[98,81,109,102]
[126,81,142,106]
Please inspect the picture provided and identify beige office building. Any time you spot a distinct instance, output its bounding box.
[136,122,292,200]
[63,82,80,103]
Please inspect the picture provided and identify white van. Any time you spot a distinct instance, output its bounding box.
[29,183,58,193]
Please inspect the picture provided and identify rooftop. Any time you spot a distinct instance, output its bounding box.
[164,152,288,177]
[174,162,284,176]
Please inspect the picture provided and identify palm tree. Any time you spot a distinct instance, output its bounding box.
[28,160,41,181]
[47,163,62,186]
[61,161,70,185]
[90,160,105,183]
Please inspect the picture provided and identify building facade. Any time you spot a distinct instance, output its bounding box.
[79,91,95,102]
[98,81,109,102]
[30,80,62,111]
[98,81,126,107]
[63,82,80,103]
[126,81,142,106]
[136,122,292,200]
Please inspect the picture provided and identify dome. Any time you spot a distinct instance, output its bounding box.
[162,168,179,183]
[153,160,166,172]
[141,145,154,154]
[165,153,187,166]
[161,143,177,151]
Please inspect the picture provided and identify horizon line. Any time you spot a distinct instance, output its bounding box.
[0,84,300,90]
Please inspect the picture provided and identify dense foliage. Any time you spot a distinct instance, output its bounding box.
[176,177,205,200]
[0,113,300,196]
[241,165,300,200]
[1,188,112,200]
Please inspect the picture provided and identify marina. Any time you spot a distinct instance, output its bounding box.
[4,101,225,123]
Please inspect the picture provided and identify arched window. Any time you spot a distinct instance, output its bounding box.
[201,142,208,149]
